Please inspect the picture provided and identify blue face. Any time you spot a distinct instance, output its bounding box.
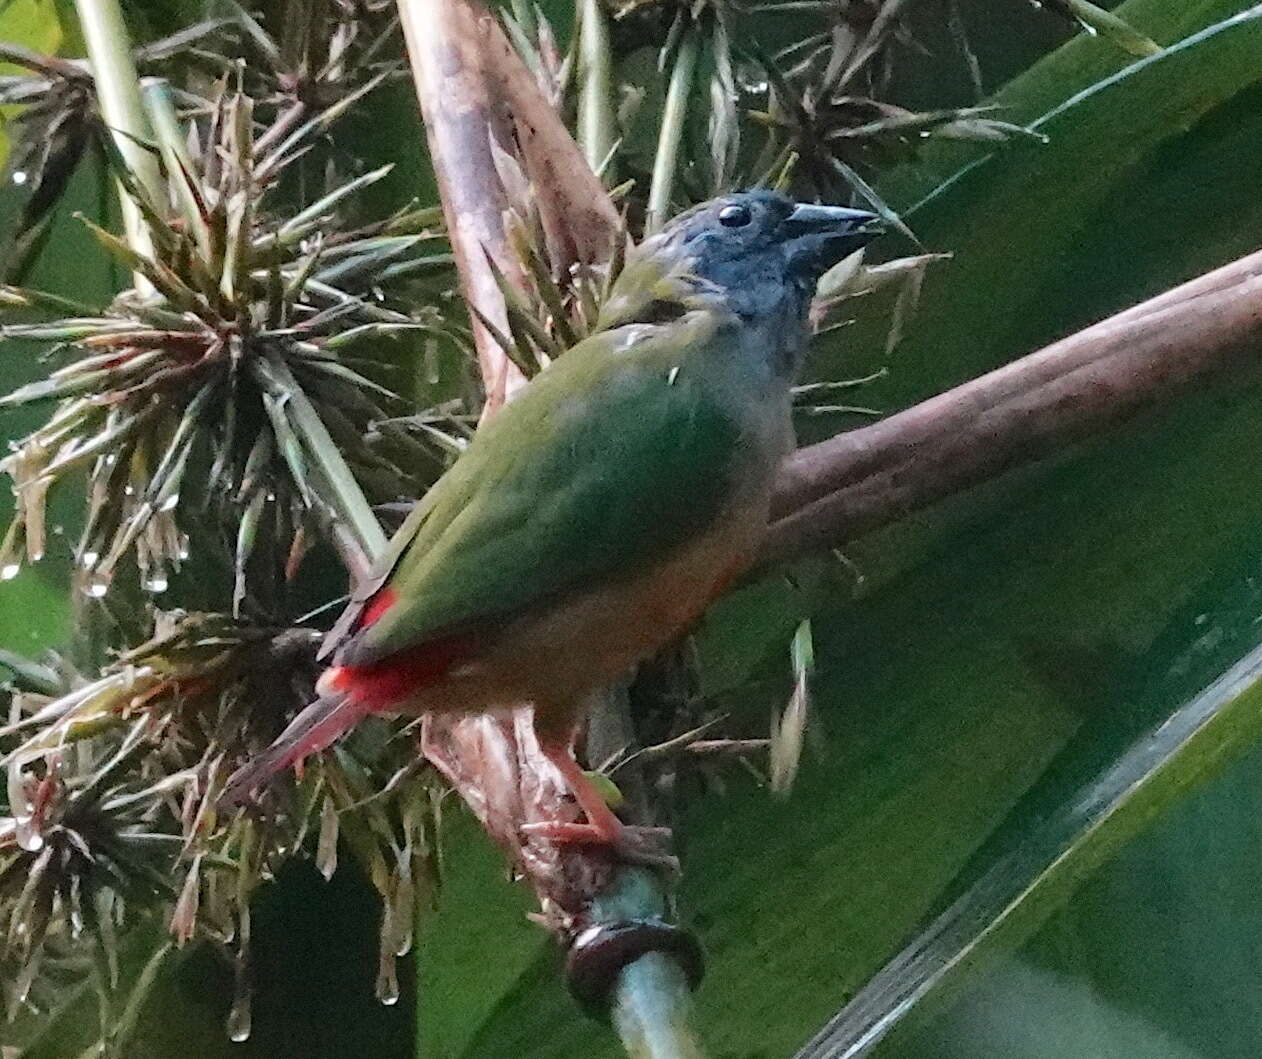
[667,191,880,298]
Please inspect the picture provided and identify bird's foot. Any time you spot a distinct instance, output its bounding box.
[522,819,680,873]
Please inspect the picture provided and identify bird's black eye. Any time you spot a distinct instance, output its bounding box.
[718,203,752,228]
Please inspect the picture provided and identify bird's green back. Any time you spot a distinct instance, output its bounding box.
[335,308,751,667]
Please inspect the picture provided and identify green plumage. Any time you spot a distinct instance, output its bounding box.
[224,193,880,824]
[334,307,747,668]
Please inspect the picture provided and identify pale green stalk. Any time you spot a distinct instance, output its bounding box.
[646,28,700,233]
[577,0,616,177]
[140,78,211,259]
[511,0,538,44]
[74,0,163,267]
[593,870,708,1059]
[613,955,707,1059]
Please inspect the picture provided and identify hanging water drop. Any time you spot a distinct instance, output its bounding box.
[375,951,400,1006]
[226,957,252,1042]
[736,61,769,95]
[226,998,251,1042]
[85,580,109,598]
[1,563,20,581]
[81,551,99,568]
[144,575,169,594]
[160,492,180,512]
[11,170,27,186]
[15,822,44,852]
[316,798,339,881]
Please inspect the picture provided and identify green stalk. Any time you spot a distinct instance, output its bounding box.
[510,0,538,43]
[613,955,706,1059]
[577,0,616,178]
[74,0,164,266]
[590,869,708,1059]
[646,27,699,233]
[141,78,211,259]
[254,355,388,571]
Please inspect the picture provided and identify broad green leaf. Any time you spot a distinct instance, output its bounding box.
[895,543,1262,1058]
[796,639,1262,1057]
[880,0,1258,210]
[699,4,1262,708]
[843,5,1262,412]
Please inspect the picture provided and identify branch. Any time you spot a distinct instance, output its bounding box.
[765,248,1262,564]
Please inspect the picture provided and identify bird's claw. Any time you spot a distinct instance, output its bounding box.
[521,820,680,873]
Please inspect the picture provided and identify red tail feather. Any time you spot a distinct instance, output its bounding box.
[359,586,399,629]
[322,634,469,711]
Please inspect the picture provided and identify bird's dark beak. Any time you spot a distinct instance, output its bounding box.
[784,203,882,274]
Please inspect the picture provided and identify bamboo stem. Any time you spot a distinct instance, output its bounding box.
[612,955,706,1059]
[577,0,616,177]
[74,0,163,268]
[646,27,699,234]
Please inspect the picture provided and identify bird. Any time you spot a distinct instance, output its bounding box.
[220,190,880,859]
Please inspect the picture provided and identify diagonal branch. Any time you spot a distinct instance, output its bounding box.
[765,248,1262,564]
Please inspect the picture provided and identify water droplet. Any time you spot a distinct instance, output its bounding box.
[736,62,769,95]
[144,575,168,594]
[81,551,99,568]
[123,484,134,496]
[1,563,20,581]
[226,1001,251,1042]
[85,580,109,599]
[265,492,276,502]
[16,824,44,852]
[160,493,179,512]
[376,952,400,1006]
[226,960,252,1043]
[12,169,27,186]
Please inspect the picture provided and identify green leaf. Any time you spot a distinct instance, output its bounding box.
[850,6,1262,412]
[797,639,1262,1057]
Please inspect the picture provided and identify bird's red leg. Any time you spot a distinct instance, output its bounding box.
[522,738,677,870]
[533,741,629,845]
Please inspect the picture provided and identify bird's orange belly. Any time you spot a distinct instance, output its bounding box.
[403,496,765,731]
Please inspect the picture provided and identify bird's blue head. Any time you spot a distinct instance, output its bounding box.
[660,190,881,318]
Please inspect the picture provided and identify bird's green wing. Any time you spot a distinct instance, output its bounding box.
[334,314,747,667]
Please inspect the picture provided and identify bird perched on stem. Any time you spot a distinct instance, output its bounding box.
[222,191,880,861]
